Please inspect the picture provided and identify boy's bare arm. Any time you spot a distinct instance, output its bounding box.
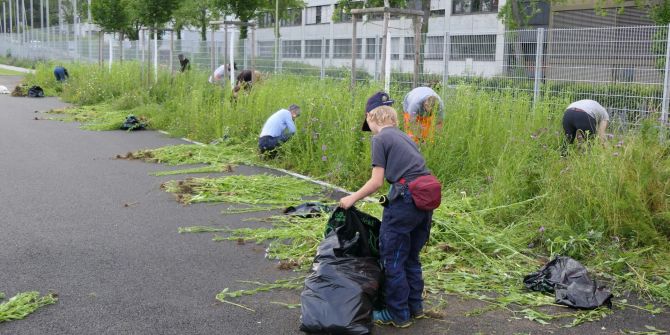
[339,167,385,209]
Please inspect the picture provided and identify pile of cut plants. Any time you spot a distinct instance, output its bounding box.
[162,174,328,214]
[118,143,257,176]
[0,291,57,323]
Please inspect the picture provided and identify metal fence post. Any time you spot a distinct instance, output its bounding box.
[244,38,248,70]
[384,30,392,93]
[211,27,216,73]
[153,29,158,83]
[108,34,113,71]
[229,29,235,88]
[279,38,283,73]
[662,24,670,127]
[442,32,450,99]
[320,36,325,79]
[532,28,545,111]
[374,35,380,81]
[351,13,357,89]
[274,37,278,74]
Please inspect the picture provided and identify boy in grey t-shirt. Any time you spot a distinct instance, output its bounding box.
[339,92,433,328]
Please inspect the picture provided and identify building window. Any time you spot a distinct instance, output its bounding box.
[282,40,302,58]
[333,38,362,59]
[257,12,275,29]
[305,39,330,58]
[452,0,498,14]
[425,36,444,60]
[450,34,496,61]
[306,5,333,25]
[366,38,382,59]
[391,37,400,60]
[431,9,446,17]
[257,41,275,58]
[281,8,302,27]
[404,37,415,59]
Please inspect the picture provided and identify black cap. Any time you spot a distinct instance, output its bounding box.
[362,91,394,131]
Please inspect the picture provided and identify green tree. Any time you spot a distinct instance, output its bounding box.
[91,0,132,59]
[215,0,305,39]
[91,0,130,34]
[174,0,221,41]
[132,0,179,29]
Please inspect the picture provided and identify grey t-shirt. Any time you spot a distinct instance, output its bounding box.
[402,87,445,121]
[371,127,430,199]
[567,99,609,124]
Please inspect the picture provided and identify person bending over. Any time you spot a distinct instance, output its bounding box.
[562,99,609,144]
[233,69,262,98]
[54,66,69,82]
[402,86,444,142]
[258,104,301,158]
[178,54,190,72]
[339,92,433,328]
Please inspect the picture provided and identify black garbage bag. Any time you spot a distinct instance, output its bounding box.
[283,202,331,218]
[524,256,612,309]
[120,115,146,131]
[324,207,381,258]
[299,226,382,335]
[27,85,45,98]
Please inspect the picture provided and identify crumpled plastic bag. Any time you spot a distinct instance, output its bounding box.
[299,208,382,334]
[524,256,612,309]
[283,202,331,218]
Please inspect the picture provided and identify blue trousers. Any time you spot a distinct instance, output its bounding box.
[258,134,291,153]
[380,187,432,322]
[54,67,67,82]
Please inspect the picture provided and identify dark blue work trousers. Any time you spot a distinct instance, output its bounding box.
[380,186,432,323]
[258,133,291,153]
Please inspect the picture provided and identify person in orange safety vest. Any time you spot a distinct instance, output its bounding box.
[402,87,444,143]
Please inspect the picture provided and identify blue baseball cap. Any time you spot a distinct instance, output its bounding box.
[362,91,394,131]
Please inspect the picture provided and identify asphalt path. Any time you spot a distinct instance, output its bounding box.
[1,75,669,335]
[0,75,307,335]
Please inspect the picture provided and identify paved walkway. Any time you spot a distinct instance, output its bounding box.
[0,64,34,73]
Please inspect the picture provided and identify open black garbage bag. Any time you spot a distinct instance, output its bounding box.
[324,207,381,258]
[300,208,382,335]
[283,202,332,218]
[524,256,612,309]
[27,85,45,98]
[120,115,146,131]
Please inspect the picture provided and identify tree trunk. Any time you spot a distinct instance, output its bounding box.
[200,11,207,41]
[509,0,528,77]
[119,31,123,62]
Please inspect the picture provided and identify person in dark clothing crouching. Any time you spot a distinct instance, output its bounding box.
[54,66,69,82]
[258,104,300,158]
[562,99,609,144]
[233,69,262,99]
[338,92,434,328]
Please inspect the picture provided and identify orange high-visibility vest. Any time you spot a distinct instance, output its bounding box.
[404,112,435,143]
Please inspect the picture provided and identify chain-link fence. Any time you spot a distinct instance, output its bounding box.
[1,24,668,128]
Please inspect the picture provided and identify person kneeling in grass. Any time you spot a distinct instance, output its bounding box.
[562,99,609,144]
[258,104,301,158]
[339,92,433,328]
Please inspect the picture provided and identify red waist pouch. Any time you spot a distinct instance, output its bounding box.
[405,174,442,211]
